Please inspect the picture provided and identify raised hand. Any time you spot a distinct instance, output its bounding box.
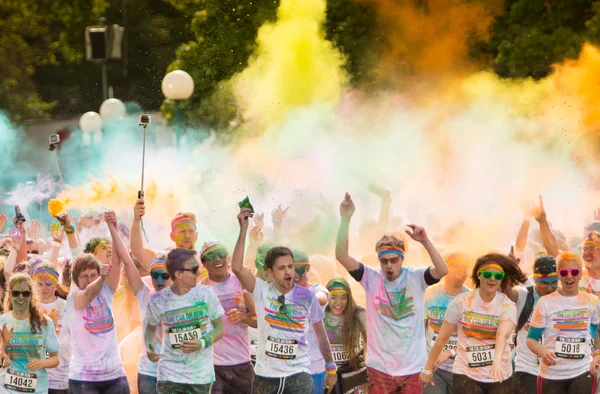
[1,324,13,349]
[249,224,264,246]
[508,245,521,265]
[237,208,254,230]
[134,199,145,221]
[253,212,265,230]
[55,213,73,229]
[406,224,429,243]
[50,223,65,243]
[104,211,118,227]
[99,264,111,279]
[339,193,356,219]
[529,195,546,223]
[8,228,23,250]
[272,205,289,226]
[27,219,41,240]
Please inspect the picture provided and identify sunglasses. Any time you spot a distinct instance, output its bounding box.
[11,290,32,298]
[558,269,581,277]
[178,266,199,275]
[150,272,170,281]
[277,295,287,315]
[480,270,505,281]
[379,256,401,265]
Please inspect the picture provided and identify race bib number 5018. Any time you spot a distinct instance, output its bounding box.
[555,336,586,359]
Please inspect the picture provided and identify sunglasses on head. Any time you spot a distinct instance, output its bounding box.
[150,272,170,280]
[558,269,580,277]
[11,290,31,298]
[178,266,199,275]
[277,294,287,315]
[480,270,505,281]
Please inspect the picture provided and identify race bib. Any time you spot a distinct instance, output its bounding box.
[4,368,37,393]
[431,335,457,354]
[250,339,258,356]
[555,336,586,359]
[332,344,350,364]
[265,336,298,359]
[466,344,495,368]
[168,324,202,349]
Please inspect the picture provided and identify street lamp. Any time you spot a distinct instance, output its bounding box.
[161,70,194,147]
[99,98,126,120]
[79,111,103,146]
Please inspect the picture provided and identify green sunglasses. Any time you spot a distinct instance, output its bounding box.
[480,270,505,281]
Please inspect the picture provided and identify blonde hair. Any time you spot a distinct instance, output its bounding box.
[5,273,47,334]
[557,251,583,269]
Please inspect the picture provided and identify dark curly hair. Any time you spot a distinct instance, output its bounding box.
[84,237,110,254]
[471,253,527,290]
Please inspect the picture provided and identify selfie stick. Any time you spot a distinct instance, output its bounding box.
[138,115,151,242]
[49,138,65,188]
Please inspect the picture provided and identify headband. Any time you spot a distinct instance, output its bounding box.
[478,262,504,274]
[149,259,166,272]
[200,244,227,260]
[328,282,348,295]
[171,216,196,232]
[93,240,109,255]
[377,245,405,259]
[533,271,558,283]
[583,237,600,249]
[33,267,59,284]
[293,259,309,265]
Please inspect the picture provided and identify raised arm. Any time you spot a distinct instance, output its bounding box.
[244,215,264,273]
[108,211,142,295]
[335,193,361,272]
[406,224,448,280]
[55,213,82,257]
[531,196,559,257]
[231,208,257,293]
[272,205,288,244]
[5,228,23,281]
[130,199,157,268]
[104,211,123,293]
[48,224,65,266]
[515,206,531,256]
[74,264,110,310]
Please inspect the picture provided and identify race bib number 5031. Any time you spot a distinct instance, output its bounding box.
[466,344,495,368]
[266,336,298,360]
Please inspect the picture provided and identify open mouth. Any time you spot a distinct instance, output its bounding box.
[213,263,225,269]
[285,277,292,285]
[15,299,26,306]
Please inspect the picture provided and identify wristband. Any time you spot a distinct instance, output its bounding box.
[52,241,61,248]
[63,225,75,235]
[593,350,600,357]
[325,360,337,375]
[421,368,433,375]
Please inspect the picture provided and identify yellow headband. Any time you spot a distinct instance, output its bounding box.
[478,262,504,274]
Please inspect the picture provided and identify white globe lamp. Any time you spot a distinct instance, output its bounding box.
[99,98,126,120]
[161,70,194,100]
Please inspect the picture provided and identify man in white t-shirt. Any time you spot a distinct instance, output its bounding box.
[335,193,448,394]
[145,248,225,394]
[232,207,337,394]
[200,241,257,394]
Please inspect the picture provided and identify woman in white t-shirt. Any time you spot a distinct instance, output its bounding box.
[527,252,600,394]
[32,262,70,394]
[420,253,526,394]
[0,273,60,394]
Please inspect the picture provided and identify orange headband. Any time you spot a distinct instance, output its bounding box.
[478,262,504,274]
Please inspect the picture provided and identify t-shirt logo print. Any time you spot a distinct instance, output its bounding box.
[264,296,305,333]
[552,308,589,331]
[461,311,499,339]
[84,294,115,334]
[375,287,415,321]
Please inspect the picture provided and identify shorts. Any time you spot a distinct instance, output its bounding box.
[367,367,422,394]
[213,362,255,394]
[252,372,314,394]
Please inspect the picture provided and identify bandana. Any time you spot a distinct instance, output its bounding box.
[33,267,59,284]
[478,262,504,274]
[200,242,227,260]
[149,259,166,272]
[533,271,558,283]
[377,245,405,259]
[171,215,196,232]
[328,282,348,295]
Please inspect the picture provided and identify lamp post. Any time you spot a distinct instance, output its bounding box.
[79,111,103,146]
[161,70,194,148]
[99,98,126,120]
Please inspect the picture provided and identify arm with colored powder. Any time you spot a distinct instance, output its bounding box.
[242,292,258,328]
[406,224,448,280]
[130,198,157,268]
[144,322,160,362]
[180,317,225,354]
[373,187,392,237]
[489,319,515,382]
[48,224,65,266]
[104,211,122,293]
[515,206,531,257]
[315,289,329,307]
[244,217,263,274]
[232,208,257,293]
[421,320,456,386]
[590,320,600,375]
[313,321,337,393]
[74,264,110,310]
[531,196,559,257]
[335,193,361,272]
[26,351,59,370]
[114,219,143,296]
[5,227,24,281]
[272,205,288,244]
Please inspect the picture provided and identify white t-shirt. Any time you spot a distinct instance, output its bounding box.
[66,284,126,381]
[306,283,329,374]
[424,283,470,372]
[360,264,430,376]
[0,312,60,394]
[252,279,324,378]
[528,291,600,379]
[202,275,251,366]
[147,284,225,384]
[444,289,517,382]
[135,282,160,377]
[40,298,70,390]
[514,286,541,376]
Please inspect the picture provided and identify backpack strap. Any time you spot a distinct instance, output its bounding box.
[516,286,535,334]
